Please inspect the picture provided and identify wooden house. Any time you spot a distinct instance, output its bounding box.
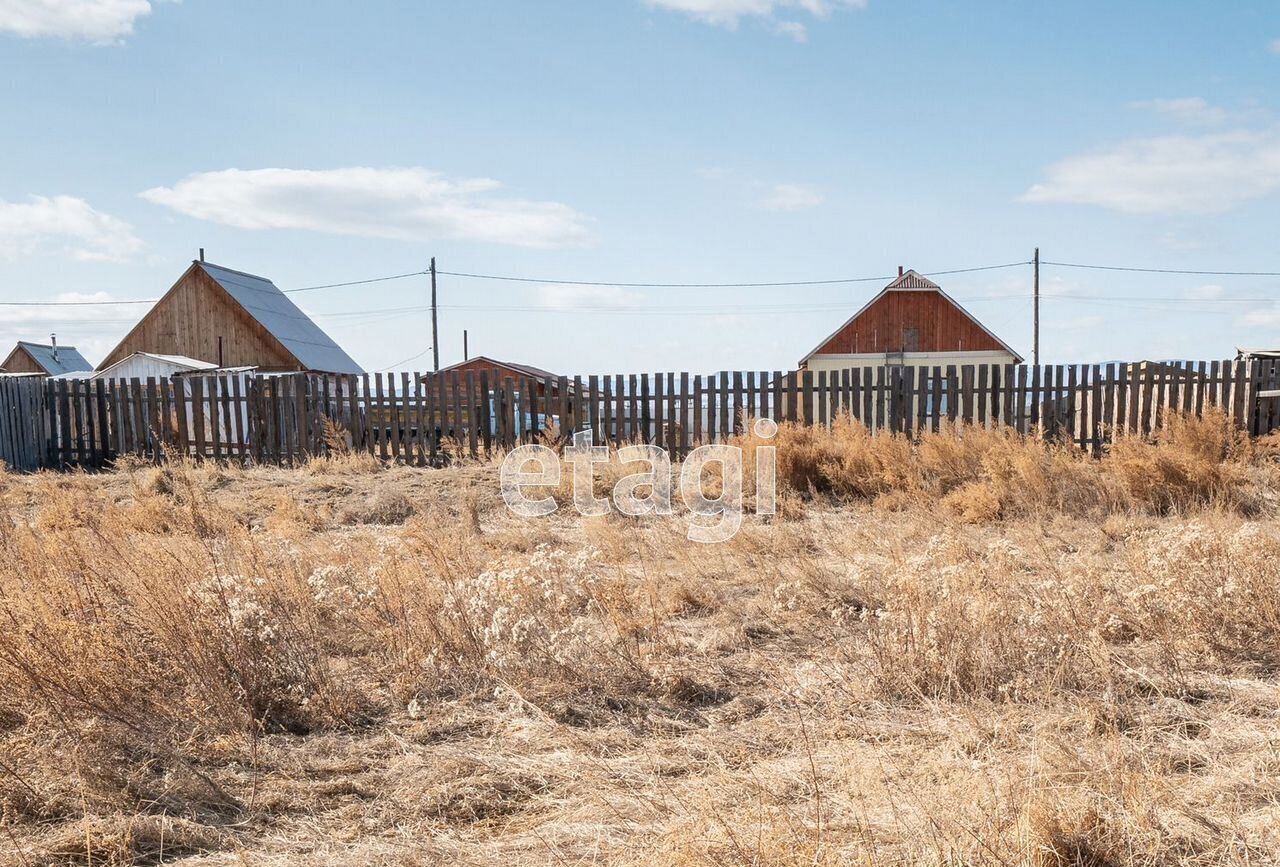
[96,260,363,375]
[1,341,93,376]
[799,269,1022,373]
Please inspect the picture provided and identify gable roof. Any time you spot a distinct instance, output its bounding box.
[3,341,93,375]
[799,270,1022,365]
[436,355,559,380]
[198,262,363,374]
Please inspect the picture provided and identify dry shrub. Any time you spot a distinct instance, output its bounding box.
[743,408,1270,521]
[1108,409,1257,514]
[303,449,384,476]
[396,544,655,705]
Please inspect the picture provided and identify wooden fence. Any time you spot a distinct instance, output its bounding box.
[3,359,1279,471]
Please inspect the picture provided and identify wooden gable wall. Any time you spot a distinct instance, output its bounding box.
[814,290,1008,356]
[1,347,46,374]
[97,266,299,371]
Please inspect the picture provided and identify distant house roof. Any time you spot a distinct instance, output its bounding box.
[435,355,560,380]
[1,341,93,375]
[799,269,1023,365]
[1238,348,1280,360]
[198,262,363,374]
[884,270,942,290]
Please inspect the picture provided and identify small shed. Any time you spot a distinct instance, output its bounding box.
[93,352,220,382]
[94,352,259,449]
[1,341,93,376]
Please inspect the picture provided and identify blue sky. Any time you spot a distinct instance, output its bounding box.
[0,0,1278,373]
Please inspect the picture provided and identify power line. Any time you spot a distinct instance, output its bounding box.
[378,346,433,371]
[1042,260,1280,278]
[0,269,429,307]
[436,261,1030,288]
[284,270,428,294]
[4,256,1279,310]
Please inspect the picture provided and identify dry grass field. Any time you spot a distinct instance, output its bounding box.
[2,411,1280,866]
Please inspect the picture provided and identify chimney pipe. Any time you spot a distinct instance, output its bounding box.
[199,248,205,262]
[898,265,904,277]
[50,333,57,362]
[463,329,469,361]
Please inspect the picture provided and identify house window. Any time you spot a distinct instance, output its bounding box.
[903,327,920,352]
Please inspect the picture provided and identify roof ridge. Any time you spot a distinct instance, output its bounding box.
[17,340,78,350]
[197,260,274,282]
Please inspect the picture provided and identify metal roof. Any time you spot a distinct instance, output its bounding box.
[6,342,93,375]
[884,269,942,290]
[435,355,560,380]
[199,262,364,375]
[94,352,219,379]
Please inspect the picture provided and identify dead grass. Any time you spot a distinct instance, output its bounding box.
[731,406,1273,520]
[0,419,1278,865]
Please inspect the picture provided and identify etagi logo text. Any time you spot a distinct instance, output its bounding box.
[499,419,778,544]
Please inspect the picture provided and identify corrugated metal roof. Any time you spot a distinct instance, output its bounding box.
[94,352,219,379]
[885,269,941,290]
[199,262,364,374]
[131,352,218,369]
[10,342,93,375]
[435,356,560,380]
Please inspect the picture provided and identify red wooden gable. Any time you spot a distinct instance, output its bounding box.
[801,271,1021,363]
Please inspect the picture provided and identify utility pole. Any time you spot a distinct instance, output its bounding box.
[430,257,440,372]
[1033,247,1040,367]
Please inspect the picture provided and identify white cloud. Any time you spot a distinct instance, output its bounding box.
[1238,304,1280,327]
[1269,37,1280,55]
[1131,97,1227,127]
[537,284,642,310]
[0,195,143,262]
[1023,129,1280,214]
[141,167,591,250]
[760,182,825,210]
[0,0,151,43]
[1185,284,1224,300]
[771,20,808,41]
[644,0,865,32]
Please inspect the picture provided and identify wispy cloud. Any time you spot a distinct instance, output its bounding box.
[141,167,592,250]
[644,0,865,38]
[537,284,642,310]
[0,195,143,262]
[0,0,152,43]
[1185,284,1225,301]
[0,290,152,365]
[1130,97,1227,127]
[1023,129,1280,214]
[759,182,825,210]
[1268,37,1280,55]
[702,168,826,211]
[1238,303,1280,327]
